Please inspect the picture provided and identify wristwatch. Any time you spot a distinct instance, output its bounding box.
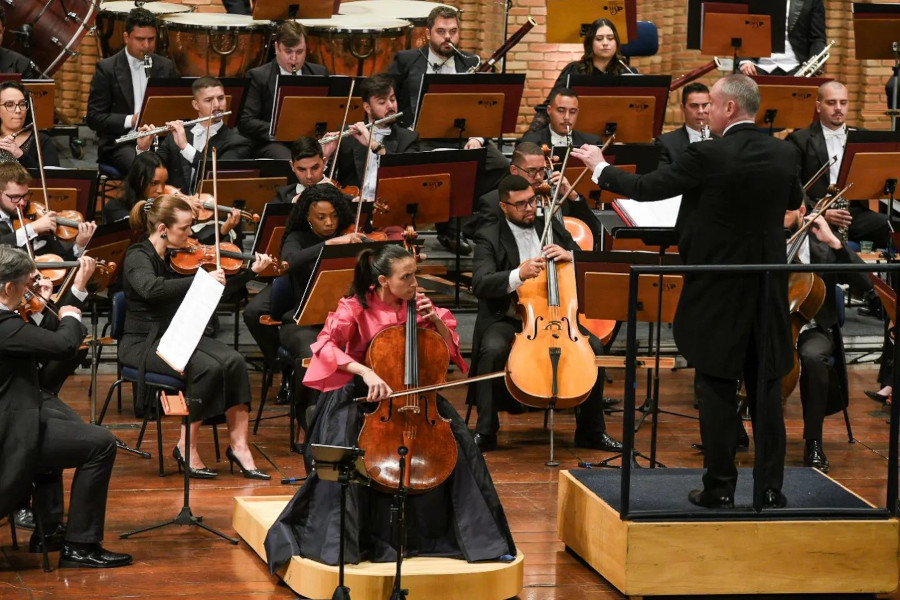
[372,142,385,153]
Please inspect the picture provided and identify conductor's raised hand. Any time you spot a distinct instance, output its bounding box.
[543,244,573,263]
[571,144,605,172]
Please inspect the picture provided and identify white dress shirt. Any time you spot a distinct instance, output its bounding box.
[550,128,570,148]
[426,49,456,74]
[506,219,543,293]
[685,125,704,144]
[752,6,800,74]
[292,177,333,203]
[360,127,391,201]
[124,50,149,130]
[822,124,847,185]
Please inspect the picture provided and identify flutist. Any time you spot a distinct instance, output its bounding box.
[86,7,176,174]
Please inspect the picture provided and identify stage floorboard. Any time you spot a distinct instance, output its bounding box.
[3,362,900,599]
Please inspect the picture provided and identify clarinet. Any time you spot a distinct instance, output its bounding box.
[143,53,152,78]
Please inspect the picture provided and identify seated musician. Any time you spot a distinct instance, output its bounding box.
[86,7,177,175]
[104,151,168,224]
[738,0,825,76]
[784,205,872,473]
[0,162,96,260]
[243,138,335,406]
[521,87,602,149]
[386,6,511,253]
[271,136,332,205]
[121,194,272,479]
[468,174,622,452]
[322,73,419,204]
[240,21,329,160]
[0,8,40,79]
[656,82,713,166]
[0,81,60,169]
[264,243,516,570]
[0,246,132,569]
[465,141,601,246]
[531,19,636,132]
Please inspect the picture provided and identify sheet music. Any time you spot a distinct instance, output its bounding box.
[156,268,225,374]
[613,195,681,228]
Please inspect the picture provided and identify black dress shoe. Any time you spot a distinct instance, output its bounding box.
[762,488,788,508]
[436,234,472,256]
[865,390,891,405]
[14,507,35,530]
[172,446,217,479]
[273,378,291,406]
[601,396,622,408]
[472,432,498,452]
[226,447,271,480]
[574,431,623,452]
[29,523,66,553]
[804,439,830,473]
[59,543,133,569]
[688,489,734,509]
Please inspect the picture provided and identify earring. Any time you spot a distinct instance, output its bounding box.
[160,232,167,239]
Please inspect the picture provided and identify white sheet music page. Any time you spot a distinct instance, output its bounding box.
[156,268,225,374]
[613,195,681,228]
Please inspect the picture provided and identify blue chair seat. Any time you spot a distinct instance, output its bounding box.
[98,163,125,179]
[121,365,185,392]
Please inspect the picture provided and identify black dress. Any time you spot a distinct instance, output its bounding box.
[118,238,255,421]
[17,131,61,170]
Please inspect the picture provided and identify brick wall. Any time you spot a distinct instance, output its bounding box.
[56,0,894,134]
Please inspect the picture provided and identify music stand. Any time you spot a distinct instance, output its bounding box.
[568,76,671,143]
[687,1,786,59]
[836,130,900,208]
[576,246,685,467]
[120,394,239,544]
[251,202,293,278]
[750,75,831,132]
[546,0,638,44]
[23,80,54,130]
[378,149,485,304]
[140,78,248,129]
[270,76,359,139]
[372,173,451,230]
[199,176,288,217]
[852,3,900,131]
[309,444,368,600]
[27,168,98,220]
[216,159,297,185]
[414,74,525,142]
[293,241,398,325]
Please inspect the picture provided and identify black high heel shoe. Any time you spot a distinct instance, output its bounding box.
[172,446,217,479]
[226,447,271,480]
[865,390,891,405]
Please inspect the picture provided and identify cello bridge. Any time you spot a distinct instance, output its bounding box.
[398,405,421,414]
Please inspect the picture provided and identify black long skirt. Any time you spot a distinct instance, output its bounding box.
[264,380,517,572]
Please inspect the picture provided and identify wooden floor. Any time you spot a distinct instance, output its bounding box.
[3,361,900,600]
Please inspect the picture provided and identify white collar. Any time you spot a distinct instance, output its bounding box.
[427,48,454,71]
[722,119,755,135]
[125,50,145,69]
[192,120,225,137]
[821,124,847,136]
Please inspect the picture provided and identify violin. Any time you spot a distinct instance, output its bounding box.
[168,237,286,276]
[13,201,85,241]
[162,186,260,224]
[18,259,118,320]
[356,238,457,493]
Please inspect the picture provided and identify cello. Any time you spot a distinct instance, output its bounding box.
[356,241,457,493]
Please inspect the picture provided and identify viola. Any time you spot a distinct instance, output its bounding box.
[168,237,286,276]
[162,186,259,224]
[13,201,85,241]
[356,241,457,493]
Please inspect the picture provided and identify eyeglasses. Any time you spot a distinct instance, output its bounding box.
[1,101,28,112]
[3,191,33,203]
[500,197,538,211]
[512,164,542,178]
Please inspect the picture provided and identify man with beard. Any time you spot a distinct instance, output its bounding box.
[656,82,714,166]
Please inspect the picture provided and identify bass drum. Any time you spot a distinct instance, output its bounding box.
[160,13,273,78]
[338,1,456,49]
[299,16,411,77]
[1,0,100,77]
[96,1,194,59]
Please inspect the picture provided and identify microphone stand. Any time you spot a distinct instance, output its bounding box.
[390,446,410,600]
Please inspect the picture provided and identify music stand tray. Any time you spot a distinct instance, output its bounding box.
[27,168,99,221]
[546,0,638,44]
[273,97,366,141]
[140,78,248,130]
[293,241,397,325]
[687,0,786,54]
[199,176,288,217]
[836,130,900,201]
[372,173,451,229]
[568,76,671,142]
[701,12,772,57]
[251,202,293,278]
[23,81,54,130]
[270,75,358,139]
[852,3,900,61]
[414,73,525,136]
[751,75,831,129]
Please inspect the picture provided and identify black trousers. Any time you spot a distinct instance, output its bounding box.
[39,348,88,396]
[280,322,325,426]
[244,284,280,365]
[797,327,833,441]
[695,332,785,497]
[252,141,292,160]
[848,204,891,248]
[35,396,117,544]
[471,316,606,437]
[99,143,137,176]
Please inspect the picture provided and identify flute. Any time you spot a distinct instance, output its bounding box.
[318,112,403,145]
[114,111,233,144]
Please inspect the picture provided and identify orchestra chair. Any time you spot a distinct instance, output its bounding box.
[97,163,126,224]
[97,291,221,476]
[620,21,659,61]
[830,285,855,441]
[253,275,296,449]
[7,483,52,572]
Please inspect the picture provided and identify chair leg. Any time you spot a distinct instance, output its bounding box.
[464,403,472,427]
[842,406,855,442]
[233,304,240,350]
[116,363,123,413]
[155,392,165,477]
[136,405,151,449]
[30,492,51,572]
[254,367,274,435]
[97,379,124,426]
[9,512,18,550]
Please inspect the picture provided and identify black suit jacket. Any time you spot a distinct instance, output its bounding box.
[0,210,76,259]
[0,47,39,78]
[786,121,862,202]
[86,50,178,162]
[222,0,251,14]
[742,0,825,67]
[273,183,297,205]
[387,48,478,128]
[469,216,575,374]
[238,60,329,144]
[598,123,803,379]
[519,127,602,148]
[154,125,252,193]
[334,124,420,187]
[0,310,85,517]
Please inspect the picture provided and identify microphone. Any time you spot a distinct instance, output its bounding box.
[14,24,33,50]
[617,57,636,75]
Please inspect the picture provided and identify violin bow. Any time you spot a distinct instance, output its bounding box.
[540,133,573,246]
[15,205,35,260]
[212,147,221,270]
[551,134,616,217]
[785,183,854,259]
[27,93,51,213]
[193,112,215,196]
[803,156,837,193]
[328,78,356,182]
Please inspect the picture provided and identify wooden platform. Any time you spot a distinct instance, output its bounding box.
[233,496,525,600]
[558,469,900,597]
